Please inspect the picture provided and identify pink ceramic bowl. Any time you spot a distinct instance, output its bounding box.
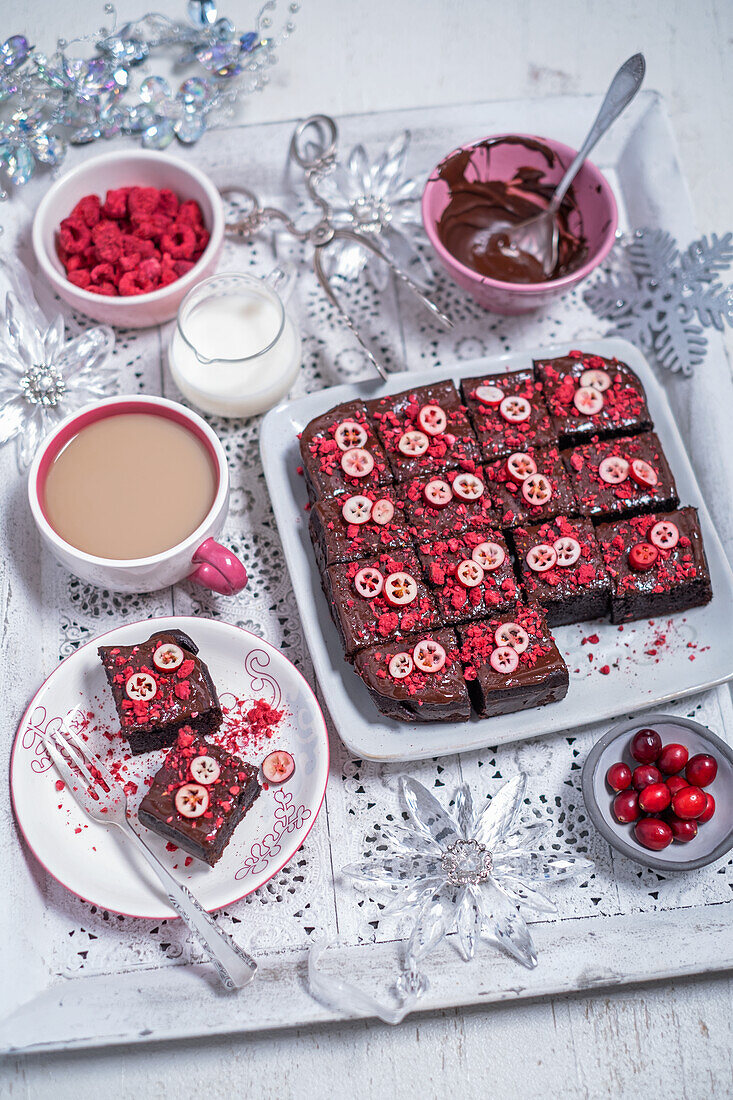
[32,150,225,329]
[422,133,618,315]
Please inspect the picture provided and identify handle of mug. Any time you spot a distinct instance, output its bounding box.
[189,538,248,596]
[265,262,297,305]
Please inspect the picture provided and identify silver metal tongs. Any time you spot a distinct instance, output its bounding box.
[223,114,453,381]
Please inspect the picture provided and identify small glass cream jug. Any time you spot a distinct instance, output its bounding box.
[168,268,301,417]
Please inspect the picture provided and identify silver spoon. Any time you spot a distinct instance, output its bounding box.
[490,53,646,279]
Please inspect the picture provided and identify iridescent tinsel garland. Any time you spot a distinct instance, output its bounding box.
[0,0,299,199]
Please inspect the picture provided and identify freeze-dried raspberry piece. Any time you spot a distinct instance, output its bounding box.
[177,199,204,228]
[196,229,210,253]
[59,218,92,254]
[119,252,140,273]
[65,254,84,272]
[68,269,92,288]
[91,262,116,284]
[137,257,161,283]
[132,212,172,240]
[173,259,195,277]
[160,267,179,287]
[72,194,102,228]
[157,188,179,218]
[92,219,122,245]
[102,188,130,219]
[128,186,159,218]
[119,269,155,296]
[89,282,118,296]
[161,223,197,259]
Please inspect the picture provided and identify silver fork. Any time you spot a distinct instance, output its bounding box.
[41,719,258,991]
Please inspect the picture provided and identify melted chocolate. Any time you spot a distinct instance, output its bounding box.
[435,137,587,283]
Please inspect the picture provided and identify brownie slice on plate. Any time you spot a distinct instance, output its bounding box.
[595,507,713,623]
[484,444,578,528]
[309,487,412,572]
[533,349,652,446]
[138,728,261,867]
[324,549,437,658]
[98,629,222,755]
[562,432,678,522]
[416,528,519,624]
[459,606,569,718]
[512,515,612,626]
[460,367,556,460]
[353,629,470,723]
[299,399,392,502]
[366,379,480,481]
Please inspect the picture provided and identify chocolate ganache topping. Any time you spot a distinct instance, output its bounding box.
[435,136,588,284]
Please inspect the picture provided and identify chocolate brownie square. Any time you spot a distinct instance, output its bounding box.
[596,507,713,623]
[99,629,222,755]
[512,515,612,626]
[460,368,556,460]
[324,549,437,657]
[562,432,678,522]
[366,379,479,481]
[458,605,569,718]
[534,350,652,446]
[353,629,471,722]
[485,445,577,528]
[416,528,519,624]
[309,488,412,572]
[137,728,261,866]
[400,463,498,539]
[299,400,392,501]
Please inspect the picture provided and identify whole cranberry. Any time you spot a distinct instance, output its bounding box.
[630,728,662,764]
[613,790,640,824]
[697,792,716,824]
[667,815,698,843]
[635,817,673,851]
[633,764,662,790]
[672,785,707,820]
[666,775,689,795]
[685,753,718,788]
[638,782,672,814]
[657,743,689,774]
[606,762,633,792]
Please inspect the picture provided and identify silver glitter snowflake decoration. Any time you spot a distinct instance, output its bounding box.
[584,228,733,375]
[312,130,430,291]
[0,260,116,467]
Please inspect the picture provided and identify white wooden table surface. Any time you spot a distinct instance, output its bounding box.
[2,1,732,1096]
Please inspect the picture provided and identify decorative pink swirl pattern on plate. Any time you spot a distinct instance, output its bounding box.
[234,788,312,880]
[21,706,55,774]
[243,648,282,710]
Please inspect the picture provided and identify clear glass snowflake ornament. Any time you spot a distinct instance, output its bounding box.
[0,261,116,468]
[309,774,594,1024]
[312,130,432,291]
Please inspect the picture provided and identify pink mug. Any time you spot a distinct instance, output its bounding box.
[27,395,248,596]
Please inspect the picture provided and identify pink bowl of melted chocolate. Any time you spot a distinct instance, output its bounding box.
[422,133,618,315]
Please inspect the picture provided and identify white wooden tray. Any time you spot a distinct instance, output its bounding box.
[261,337,733,760]
[2,92,733,1055]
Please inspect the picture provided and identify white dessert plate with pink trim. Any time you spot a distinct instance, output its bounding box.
[261,337,733,761]
[10,616,329,919]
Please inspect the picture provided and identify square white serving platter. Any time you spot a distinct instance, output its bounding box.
[261,336,733,760]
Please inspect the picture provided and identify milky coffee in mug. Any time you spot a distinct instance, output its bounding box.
[42,411,217,560]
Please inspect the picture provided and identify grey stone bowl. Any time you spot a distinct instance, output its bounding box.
[581,712,733,871]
